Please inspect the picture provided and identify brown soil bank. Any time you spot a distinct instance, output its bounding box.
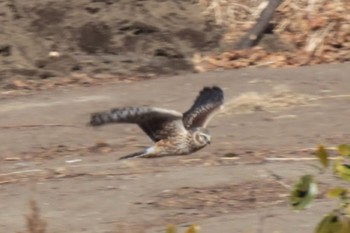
[0,0,224,83]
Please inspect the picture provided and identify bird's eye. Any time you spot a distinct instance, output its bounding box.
[200,134,210,143]
[195,132,210,144]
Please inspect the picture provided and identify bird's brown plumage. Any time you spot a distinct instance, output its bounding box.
[89,86,224,159]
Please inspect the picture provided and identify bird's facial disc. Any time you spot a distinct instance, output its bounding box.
[202,133,211,144]
[195,131,211,145]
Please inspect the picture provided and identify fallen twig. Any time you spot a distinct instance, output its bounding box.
[0,169,45,177]
[0,124,80,129]
[265,157,339,161]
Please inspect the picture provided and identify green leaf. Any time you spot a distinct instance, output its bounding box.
[334,161,350,181]
[290,175,318,211]
[316,212,341,233]
[315,212,350,233]
[341,218,350,233]
[338,144,350,157]
[327,187,348,199]
[167,224,176,233]
[185,225,200,233]
[346,205,350,216]
[316,145,329,168]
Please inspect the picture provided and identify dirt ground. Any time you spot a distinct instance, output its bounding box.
[1,63,350,232]
[1,0,349,232]
[0,0,225,85]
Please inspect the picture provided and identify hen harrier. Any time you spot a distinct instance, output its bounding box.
[89,86,224,160]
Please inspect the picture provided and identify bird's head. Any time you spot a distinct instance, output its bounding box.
[193,127,211,146]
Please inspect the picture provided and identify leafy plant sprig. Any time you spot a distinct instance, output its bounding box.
[290,144,350,233]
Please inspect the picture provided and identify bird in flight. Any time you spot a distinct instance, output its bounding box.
[89,86,224,160]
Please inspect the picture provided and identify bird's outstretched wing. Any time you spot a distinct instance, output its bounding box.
[90,107,186,142]
[182,86,224,129]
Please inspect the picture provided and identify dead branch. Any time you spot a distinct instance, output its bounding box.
[235,0,283,49]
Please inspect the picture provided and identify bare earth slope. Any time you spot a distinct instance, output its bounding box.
[1,63,350,232]
[0,0,223,84]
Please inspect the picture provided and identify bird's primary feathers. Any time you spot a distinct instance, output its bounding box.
[89,86,224,160]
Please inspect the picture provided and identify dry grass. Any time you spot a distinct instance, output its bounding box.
[151,179,289,217]
[195,0,350,71]
[223,85,316,114]
[19,200,47,233]
[198,0,266,26]
[113,224,146,233]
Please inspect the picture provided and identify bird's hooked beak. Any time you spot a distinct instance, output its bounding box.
[207,137,211,144]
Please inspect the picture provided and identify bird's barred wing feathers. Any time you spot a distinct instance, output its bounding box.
[182,86,224,129]
[90,107,186,142]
